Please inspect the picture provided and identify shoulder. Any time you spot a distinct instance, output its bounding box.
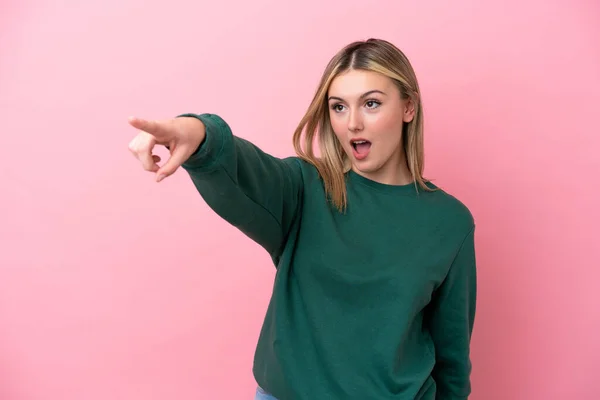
[421,180,475,233]
[281,156,321,180]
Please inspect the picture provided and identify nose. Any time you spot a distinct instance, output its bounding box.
[348,109,363,132]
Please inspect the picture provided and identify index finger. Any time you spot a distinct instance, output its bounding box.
[128,116,169,139]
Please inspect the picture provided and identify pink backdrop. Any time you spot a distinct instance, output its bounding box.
[1,1,599,399]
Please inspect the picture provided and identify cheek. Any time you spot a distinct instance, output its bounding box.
[329,114,347,142]
[366,111,403,142]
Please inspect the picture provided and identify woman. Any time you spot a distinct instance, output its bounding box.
[128,38,476,400]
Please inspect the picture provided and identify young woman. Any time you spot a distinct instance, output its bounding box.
[128,38,477,400]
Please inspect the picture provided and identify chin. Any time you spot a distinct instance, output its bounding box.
[350,159,381,174]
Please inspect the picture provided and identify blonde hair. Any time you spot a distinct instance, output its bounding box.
[292,38,435,212]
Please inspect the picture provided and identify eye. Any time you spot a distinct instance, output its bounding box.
[365,100,381,109]
[331,103,346,113]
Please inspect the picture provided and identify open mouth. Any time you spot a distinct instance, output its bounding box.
[351,139,371,158]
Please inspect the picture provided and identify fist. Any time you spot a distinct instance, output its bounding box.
[127,116,206,182]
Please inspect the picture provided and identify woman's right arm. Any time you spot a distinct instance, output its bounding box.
[128,113,304,261]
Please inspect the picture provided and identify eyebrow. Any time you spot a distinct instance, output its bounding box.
[327,90,387,102]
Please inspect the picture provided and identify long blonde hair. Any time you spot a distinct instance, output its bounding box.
[292,38,434,212]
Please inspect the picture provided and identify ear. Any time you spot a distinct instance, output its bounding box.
[403,98,416,123]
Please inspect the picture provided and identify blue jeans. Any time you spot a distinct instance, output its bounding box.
[254,386,278,400]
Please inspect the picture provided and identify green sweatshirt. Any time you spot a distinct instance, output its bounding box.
[179,113,477,400]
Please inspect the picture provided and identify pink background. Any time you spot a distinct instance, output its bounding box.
[1,1,599,399]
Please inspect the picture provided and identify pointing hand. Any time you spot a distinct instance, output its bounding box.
[128,116,206,182]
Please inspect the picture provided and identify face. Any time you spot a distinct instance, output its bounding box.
[327,69,415,185]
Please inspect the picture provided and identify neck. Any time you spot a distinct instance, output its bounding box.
[352,152,413,186]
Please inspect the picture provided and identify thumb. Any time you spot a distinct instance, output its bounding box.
[128,116,170,140]
[156,145,190,182]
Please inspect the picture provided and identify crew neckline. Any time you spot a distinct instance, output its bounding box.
[346,169,421,195]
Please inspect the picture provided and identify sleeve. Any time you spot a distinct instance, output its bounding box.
[429,225,477,400]
[178,113,304,263]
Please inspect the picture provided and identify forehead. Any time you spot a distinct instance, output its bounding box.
[328,69,395,97]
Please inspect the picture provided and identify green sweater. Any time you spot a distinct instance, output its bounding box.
[179,113,477,400]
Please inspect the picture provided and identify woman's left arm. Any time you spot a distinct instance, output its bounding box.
[429,225,477,400]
